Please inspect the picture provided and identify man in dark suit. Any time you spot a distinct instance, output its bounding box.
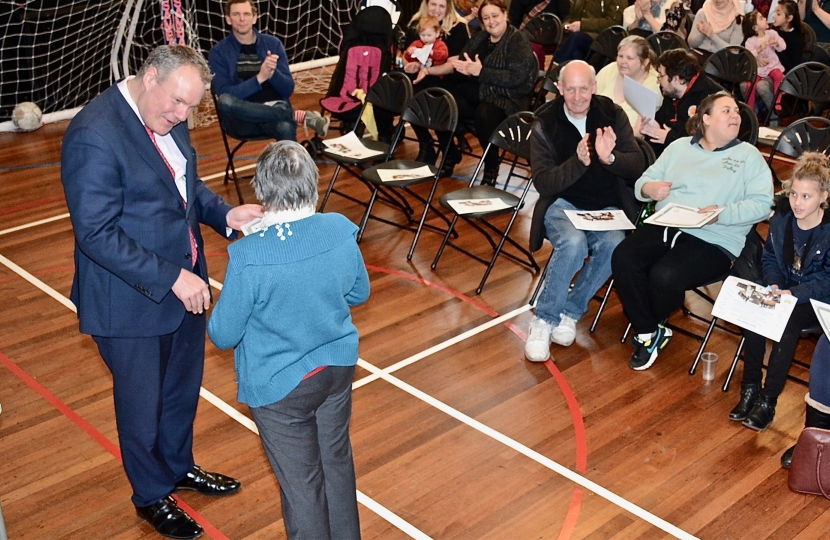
[61,45,263,539]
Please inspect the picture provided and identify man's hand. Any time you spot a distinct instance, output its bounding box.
[226,204,265,230]
[699,204,719,224]
[595,126,617,164]
[172,268,210,314]
[640,119,670,145]
[565,20,581,32]
[576,133,591,166]
[404,61,421,74]
[256,51,278,84]
[641,181,672,200]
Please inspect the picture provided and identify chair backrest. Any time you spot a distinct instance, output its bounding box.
[636,136,657,168]
[488,111,536,161]
[779,61,830,102]
[731,225,764,283]
[771,116,830,159]
[321,45,385,113]
[702,46,757,99]
[802,22,817,54]
[366,71,413,115]
[522,13,564,48]
[401,87,458,133]
[646,31,688,56]
[738,101,758,146]
[805,43,830,65]
[587,26,629,70]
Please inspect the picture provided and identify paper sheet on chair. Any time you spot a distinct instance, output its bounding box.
[377,165,434,183]
[758,126,782,141]
[563,209,635,230]
[643,203,724,228]
[711,276,797,342]
[322,131,383,159]
[447,198,511,214]
[811,299,830,338]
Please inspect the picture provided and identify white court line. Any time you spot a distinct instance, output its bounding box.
[0,213,70,236]
[356,360,698,540]
[0,251,431,540]
[201,164,256,182]
[353,304,531,389]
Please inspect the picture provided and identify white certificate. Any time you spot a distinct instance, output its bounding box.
[623,75,660,120]
[811,299,830,338]
[644,203,724,228]
[712,276,798,342]
[563,209,636,231]
[447,198,511,214]
[322,131,383,159]
[377,165,434,183]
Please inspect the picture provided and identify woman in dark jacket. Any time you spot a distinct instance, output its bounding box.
[445,0,538,183]
[730,152,830,432]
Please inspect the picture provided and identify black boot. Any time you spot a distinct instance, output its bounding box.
[415,144,437,164]
[481,166,498,186]
[439,144,462,177]
[742,393,777,431]
[782,403,830,468]
[729,383,760,421]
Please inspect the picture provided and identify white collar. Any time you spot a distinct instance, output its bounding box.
[260,206,315,228]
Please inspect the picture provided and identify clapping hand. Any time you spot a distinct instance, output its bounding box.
[576,133,591,166]
[595,126,617,164]
[452,53,483,76]
[257,51,278,83]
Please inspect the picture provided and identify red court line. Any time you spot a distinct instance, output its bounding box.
[367,265,586,540]
[0,196,65,216]
[0,351,229,540]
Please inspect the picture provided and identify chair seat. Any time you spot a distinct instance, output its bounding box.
[321,138,390,164]
[363,159,438,186]
[440,186,521,217]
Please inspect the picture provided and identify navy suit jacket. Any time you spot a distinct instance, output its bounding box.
[61,83,235,338]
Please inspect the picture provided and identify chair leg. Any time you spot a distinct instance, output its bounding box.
[319,164,343,212]
[431,214,460,270]
[229,167,244,205]
[407,178,442,261]
[357,187,380,242]
[689,316,717,375]
[529,255,550,306]
[590,279,614,333]
[621,322,631,344]
[722,336,746,392]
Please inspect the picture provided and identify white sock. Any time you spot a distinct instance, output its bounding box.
[637,331,655,342]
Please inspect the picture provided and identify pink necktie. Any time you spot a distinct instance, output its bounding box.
[145,126,198,265]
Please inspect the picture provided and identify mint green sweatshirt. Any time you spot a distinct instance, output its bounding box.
[634,137,774,257]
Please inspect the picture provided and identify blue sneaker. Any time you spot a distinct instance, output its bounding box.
[629,325,673,370]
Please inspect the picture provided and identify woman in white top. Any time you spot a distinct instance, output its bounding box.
[596,35,663,127]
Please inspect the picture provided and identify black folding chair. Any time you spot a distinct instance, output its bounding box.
[586,26,629,71]
[522,13,565,50]
[766,116,830,183]
[360,87,459,260]
[646,31,688,56]
[738,101,759,146]
[318,72,413,212]
[210,87,272,204]
[431,112,540,294]
[765,61,830,126]
[702,46,757,104]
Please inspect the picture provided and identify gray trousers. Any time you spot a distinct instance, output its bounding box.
[250,365,360,540]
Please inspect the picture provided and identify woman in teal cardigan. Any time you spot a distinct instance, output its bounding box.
[208,141,370,540]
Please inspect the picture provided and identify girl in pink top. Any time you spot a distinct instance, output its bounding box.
[742,10,787,110]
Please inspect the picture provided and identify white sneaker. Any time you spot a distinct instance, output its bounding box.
[550,315,577,347]
[525,316,554,362]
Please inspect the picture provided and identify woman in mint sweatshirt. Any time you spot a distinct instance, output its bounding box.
[208,141,369,540]
[612,92,773,371]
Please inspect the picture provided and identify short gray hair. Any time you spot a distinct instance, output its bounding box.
[253,141,319,211]
[136,45,212,86]
[558,60,596,85]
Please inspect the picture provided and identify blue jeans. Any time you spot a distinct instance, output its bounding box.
[535,198,625,326]
[217,93,297,142]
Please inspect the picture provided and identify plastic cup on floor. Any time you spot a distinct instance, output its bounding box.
[701,352,718,382]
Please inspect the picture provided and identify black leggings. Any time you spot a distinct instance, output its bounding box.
[741,302,818,398]
[612,224,733,334]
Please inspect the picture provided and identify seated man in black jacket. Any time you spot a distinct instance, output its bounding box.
[637,48,723,156]
[525,60,645,363]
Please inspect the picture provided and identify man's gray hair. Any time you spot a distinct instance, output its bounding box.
[557,60,596,85]
[253,141,319,211]
[136,45,212,86]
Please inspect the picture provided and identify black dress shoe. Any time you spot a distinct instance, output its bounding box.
[728,383,759,421]
[136,496,203,539]
[481,168,498,186]
[175,465,241,496]
[742,395,777,431]
[415,146,437,164]
[781,444,796,469]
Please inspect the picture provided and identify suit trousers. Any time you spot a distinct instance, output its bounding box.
[250,365,360,540]
[93,311,204,507]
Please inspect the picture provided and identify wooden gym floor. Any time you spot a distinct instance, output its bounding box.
[0,91,828,539]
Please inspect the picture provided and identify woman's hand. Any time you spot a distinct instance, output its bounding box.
[641,181,672,200]
[814,0,822,13]
[697,20,713,37]
[634,1,644,19]
[403,61,421,74]
[699,204,719,224]
[770,284,793,296]
[452,53,483,76]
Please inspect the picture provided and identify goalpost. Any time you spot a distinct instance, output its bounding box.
[0,0,361,131]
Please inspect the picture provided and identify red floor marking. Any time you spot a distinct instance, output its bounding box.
[367,266,586,539]
[0,196,65,216]
[0,352,229,540]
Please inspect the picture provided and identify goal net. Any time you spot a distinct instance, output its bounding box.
[0,0,361,123]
